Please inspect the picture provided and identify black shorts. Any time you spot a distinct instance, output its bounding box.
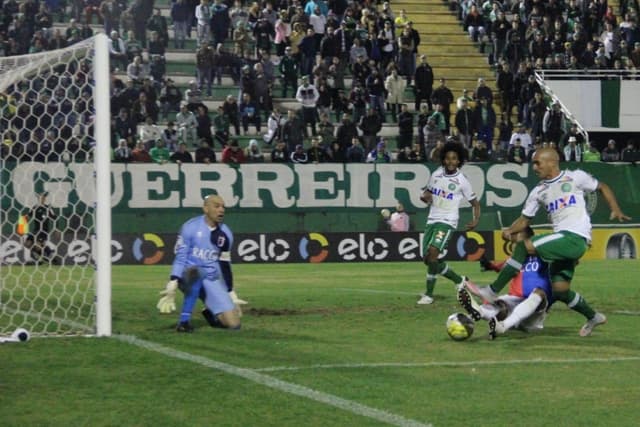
[26,232,48,244]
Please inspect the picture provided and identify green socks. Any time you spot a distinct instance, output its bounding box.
[425,261,462,296]
[426,263,437,296]
[490,240,528,293]
[439,261,462,284]
[553,289,596,320]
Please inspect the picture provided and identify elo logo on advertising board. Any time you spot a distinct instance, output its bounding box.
[132,233,165,264]
[298,233,329,263]
[455,231,486,261]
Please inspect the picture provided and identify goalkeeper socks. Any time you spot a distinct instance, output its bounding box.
[438,261,462,285]
[502,292,542,330]
[179,281,203,323]
[553,289,596,320]
[426,263,438,296]
[489,241,527,293]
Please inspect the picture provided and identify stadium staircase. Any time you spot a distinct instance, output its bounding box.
[395,0,494,98]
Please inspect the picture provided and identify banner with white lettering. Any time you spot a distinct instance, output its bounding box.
[2,162,639,235]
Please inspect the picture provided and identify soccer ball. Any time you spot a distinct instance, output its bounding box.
[12,328,30,342]
[446,313,475,341]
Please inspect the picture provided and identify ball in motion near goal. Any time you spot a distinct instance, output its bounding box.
[0,35,112,339]
[446,313,475,341]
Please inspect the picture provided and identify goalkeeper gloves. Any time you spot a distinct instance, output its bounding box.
[229,290,248,305]
[157,279,178,314]
[229,290,247,318]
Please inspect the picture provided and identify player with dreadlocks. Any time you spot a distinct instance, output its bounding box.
[416,140,481,305]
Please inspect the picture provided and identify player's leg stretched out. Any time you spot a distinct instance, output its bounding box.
[466,232,605,336]
[418,225,467,305]
[488,290,547,340]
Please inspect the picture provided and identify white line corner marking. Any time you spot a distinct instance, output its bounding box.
[115,334,431,427]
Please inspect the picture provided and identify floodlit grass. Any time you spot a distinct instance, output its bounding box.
[2,260,640,426]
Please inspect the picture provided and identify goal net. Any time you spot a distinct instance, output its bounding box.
[0,35,111,338]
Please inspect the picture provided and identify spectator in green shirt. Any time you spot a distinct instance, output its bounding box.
[582,144,601,162]
[213,105,231,148]
[429,103,447,132]
[150,140,171,164]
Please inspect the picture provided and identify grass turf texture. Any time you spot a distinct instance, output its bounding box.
[1,260,639,426]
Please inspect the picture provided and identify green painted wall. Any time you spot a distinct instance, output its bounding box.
[2,162,639,234]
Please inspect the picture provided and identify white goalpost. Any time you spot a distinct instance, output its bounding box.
[0,34,111,337]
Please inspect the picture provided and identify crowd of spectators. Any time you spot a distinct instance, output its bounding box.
[452,0,640,72]
[0,0,638,165]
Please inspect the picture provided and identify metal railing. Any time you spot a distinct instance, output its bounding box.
[533,70,596,146]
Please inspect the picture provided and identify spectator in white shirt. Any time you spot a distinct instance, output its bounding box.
[509,122,532,155]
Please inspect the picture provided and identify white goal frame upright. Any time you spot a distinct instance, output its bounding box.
[0,34,112,337]
[94,33,112,337]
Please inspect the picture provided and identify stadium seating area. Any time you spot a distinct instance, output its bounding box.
[1,0,638,165]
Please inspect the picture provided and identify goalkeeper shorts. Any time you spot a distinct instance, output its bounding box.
[202,278,235,315]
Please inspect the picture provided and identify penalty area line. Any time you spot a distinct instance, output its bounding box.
[114,334,431,427]
[254,356,640,372]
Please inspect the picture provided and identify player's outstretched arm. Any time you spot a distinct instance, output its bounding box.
[465,198,481,230]
[597,182,631,222]
[420,189,433,205]
[501,215,532,241]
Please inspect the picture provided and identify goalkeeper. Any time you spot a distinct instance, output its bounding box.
[23,192,59,264]
[157,195,247,332]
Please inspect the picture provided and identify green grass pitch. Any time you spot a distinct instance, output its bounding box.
[1,260,639,426]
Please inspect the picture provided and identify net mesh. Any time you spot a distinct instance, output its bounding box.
[0,37,100,337]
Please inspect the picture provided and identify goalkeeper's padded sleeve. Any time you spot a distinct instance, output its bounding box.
[211,224,233,291]
[219,258,233,291]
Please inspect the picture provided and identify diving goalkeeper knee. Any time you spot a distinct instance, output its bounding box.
[157,279,178,314]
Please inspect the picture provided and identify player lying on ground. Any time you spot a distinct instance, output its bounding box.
[459,227,554,340]
[462,148,630,336]
[417,141,481,305]
[156,195,247,332]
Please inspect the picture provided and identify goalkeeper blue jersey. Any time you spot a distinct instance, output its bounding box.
[170,215,233,284]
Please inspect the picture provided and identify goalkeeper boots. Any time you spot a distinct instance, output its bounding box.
[176,321,194,333]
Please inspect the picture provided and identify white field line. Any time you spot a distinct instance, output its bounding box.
[114,334,432,427]
[254,356,640,373]
[612,310,640,316]
[335,288,419,295]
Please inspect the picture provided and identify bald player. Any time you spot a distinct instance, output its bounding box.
[460,148,630,336]
[157,195,242,332]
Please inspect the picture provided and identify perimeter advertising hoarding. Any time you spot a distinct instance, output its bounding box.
[493,228,639,261]
[0,231,494,265]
